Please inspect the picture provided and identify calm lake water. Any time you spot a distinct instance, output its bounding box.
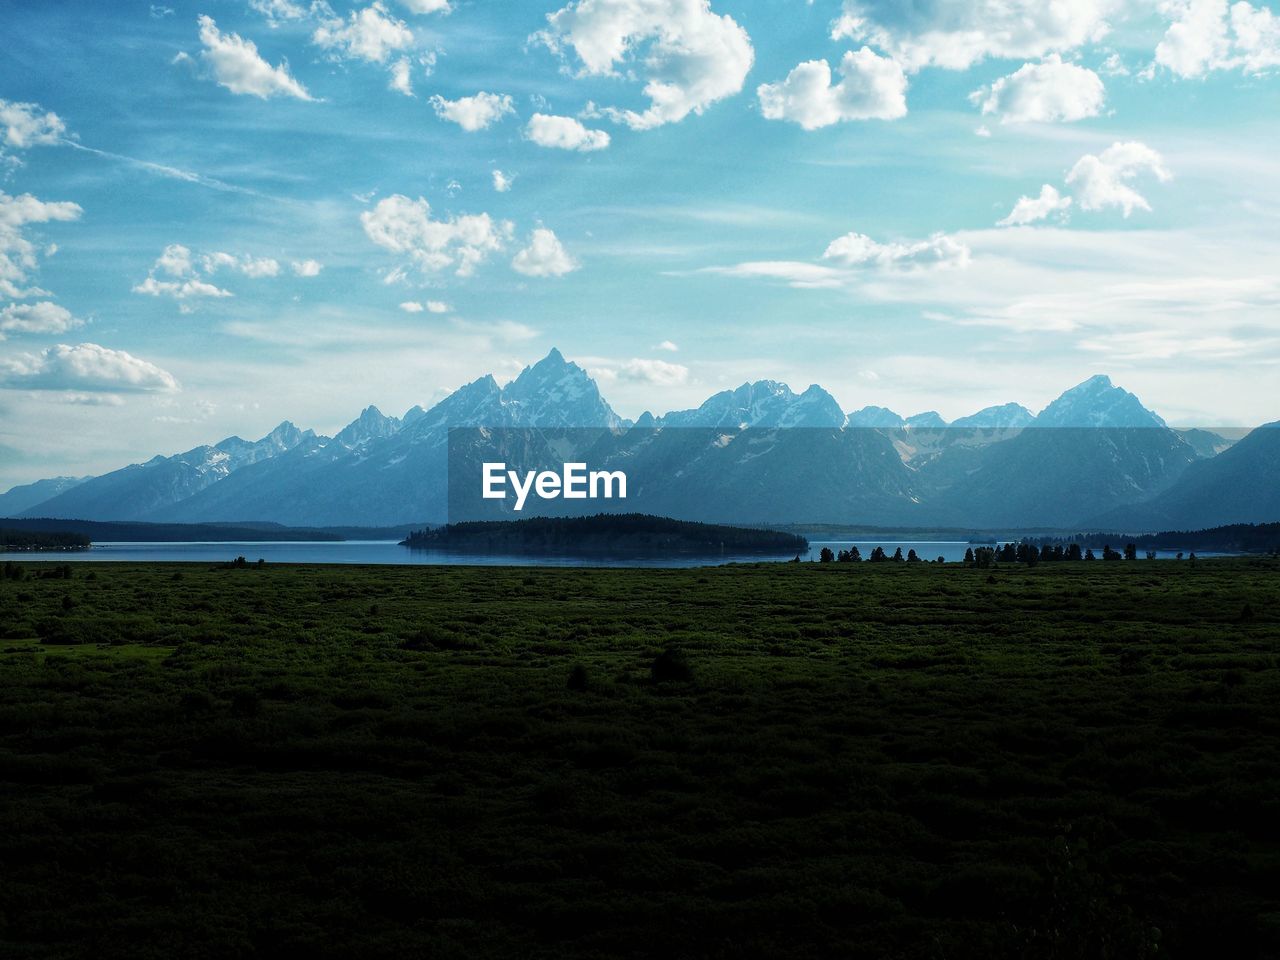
[0,539,1214,567]
[0,539,997,567]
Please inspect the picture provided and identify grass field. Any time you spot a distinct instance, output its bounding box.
[2,558,1279,959]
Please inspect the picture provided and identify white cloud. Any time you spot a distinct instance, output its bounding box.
[248,0,308,24]
[133,276,233,300]
[512,227,580,277]
[399,0,451,12]
[656,339,678,352]
[1155,0,1280,77]
[1232,2,1280,73]
[361,194,512,277]
[832,0,1113,72]
[699,261,847,289]
[757,47,907,129]
[389,58,414,96]
[1066,141,1172,216]
[200,251,281,278]
[0,302,82,339]
[998,184,1073,226]
[197,15,313,100]
[823,230,971,269]
[399,299,451,313]
[492,169,513,192]
[292,259,323,277]
[1099,51,1129,76]
[429,92,514,131]
[970,55,1106,124]
[525,113,610,151]
[134,244,233,301]
[0,191,82,300]
[535,0,754,130]
[0,342,179,393]
[0,99,66,149]
[313,2,414,63]
[617,357,689,385]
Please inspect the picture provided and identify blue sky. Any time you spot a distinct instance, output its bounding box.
[1,0,1279,488]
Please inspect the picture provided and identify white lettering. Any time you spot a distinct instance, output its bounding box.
[563,462,588,499]
[482,462,506,499]
[590,470,627,499]
[509,469,536,511]
[481,463,627,509]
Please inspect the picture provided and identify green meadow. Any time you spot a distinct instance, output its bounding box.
[2,558,1279,959]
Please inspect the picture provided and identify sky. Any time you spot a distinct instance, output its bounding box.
[1,0,1279,489]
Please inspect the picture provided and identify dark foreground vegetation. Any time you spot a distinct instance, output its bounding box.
[404,513,808,555]
[1,559,1279,959]
[0,528,90,551]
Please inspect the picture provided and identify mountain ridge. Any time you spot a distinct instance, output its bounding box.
[4,350,1272,530]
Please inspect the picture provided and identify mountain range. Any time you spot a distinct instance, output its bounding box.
[3,348,1274,531]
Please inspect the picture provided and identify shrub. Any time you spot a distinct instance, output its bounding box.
[651,647,693,684]
[567,663,590,691]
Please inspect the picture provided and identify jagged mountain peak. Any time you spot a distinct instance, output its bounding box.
[906,411,948,430]
[500,348,623,428]
[847,405,905,429]
[335,405,401,448]
[951,403,1035,430]
[1036,375,1167,428]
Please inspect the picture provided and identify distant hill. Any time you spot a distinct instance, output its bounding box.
[1042,522,1280,555]
[0,518,344,543]
[403,514,808,556]
[1,528,91,551]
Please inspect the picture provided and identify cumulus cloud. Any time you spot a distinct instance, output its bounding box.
[400,0,451,12]
[200,251,281,278]
[361,194,512,277]
[1155,0,1280,77]
[0,342,179,393]
[0,191,82,300]
[292,259,323,277]
[757,47,907,129]
[535,0,754,130]
[656,339,678,351]
[617,357,689,385]
[998,184,1073,227]
[313,2,414,63]
[399,299,451,313]
[525,113,610,151]
[248,0,309,24]
[429,92,515,131]
[831,0,1112,72]
[0,301,82,339]
[197,15,313,100]
[0,99,66,150]
[389,58,414,96]
[132,243,291,301]
[823,230,971,270]
[512,228,579,277]
[492,169,513,192]
[1066,141,1172,216]
[133,276,233,300]
[970,55,1106,124]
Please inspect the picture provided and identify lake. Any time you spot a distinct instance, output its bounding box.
[0,539,1000,567]
[0,539,1216,567]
